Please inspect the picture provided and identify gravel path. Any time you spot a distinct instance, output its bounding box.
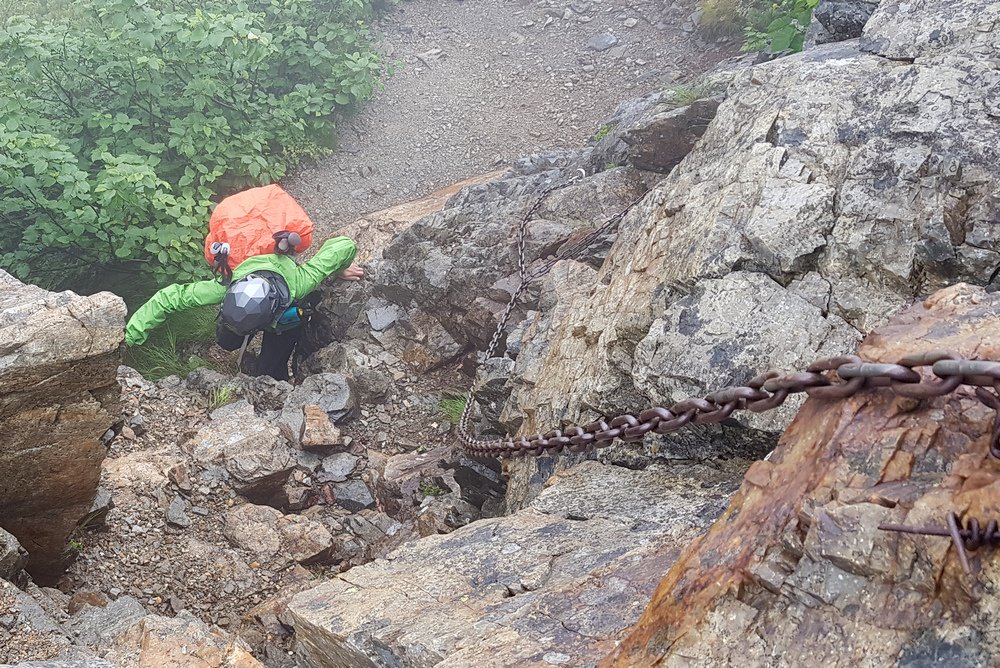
[284,0,735,240]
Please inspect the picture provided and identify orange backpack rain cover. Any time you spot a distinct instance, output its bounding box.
[204,184,314,268]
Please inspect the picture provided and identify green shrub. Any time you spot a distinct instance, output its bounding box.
[418,479,447,497]
[591,123,616,143]
[663,78,724,109]
[0,0,379,289]
[742,0,819,54]
[207,385,236,411]
[697,0,817,54]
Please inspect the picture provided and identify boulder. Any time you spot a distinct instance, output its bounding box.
[101,611,264,668]
[223,504,334,567]
[807,0,881,45]
[621,96,723,174]
[278,374,357,439]
[186,401,294,501]
[287,459,742,667]
[295,342,392,402]
[316,453,359,484]
[0,579,78,665]
[0,271,124,583]
[607,282,1000,665]
[298,404,344,449]
[331,480,375,513]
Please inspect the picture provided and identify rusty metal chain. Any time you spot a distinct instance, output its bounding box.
[457,169,642,439]
[459,350,1000,458]
[453,174,1000,462]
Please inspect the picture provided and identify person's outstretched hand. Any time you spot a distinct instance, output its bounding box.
[337,262,365,281]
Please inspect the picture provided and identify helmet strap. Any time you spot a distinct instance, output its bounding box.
[236,334,251,371]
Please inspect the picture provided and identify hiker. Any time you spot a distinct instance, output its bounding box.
[124,236,363,381]
[124,184,363,381]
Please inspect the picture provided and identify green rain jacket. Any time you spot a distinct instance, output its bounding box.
[124,236,357,346]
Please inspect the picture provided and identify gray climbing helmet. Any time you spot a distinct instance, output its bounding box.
[219,274,282,335]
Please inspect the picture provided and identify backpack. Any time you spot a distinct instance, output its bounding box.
[204,184,314,282]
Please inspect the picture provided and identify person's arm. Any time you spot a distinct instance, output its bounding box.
[124,280,227,346]
[294,236,359,295]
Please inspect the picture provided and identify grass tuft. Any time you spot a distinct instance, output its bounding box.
[207,385,236,411]
[438,392,467,423]
[662,78,724,109]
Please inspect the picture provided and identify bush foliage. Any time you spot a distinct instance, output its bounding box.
[699,0,818,55]
[0,0,379,288]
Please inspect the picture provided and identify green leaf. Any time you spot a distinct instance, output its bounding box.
[768,25,797,52]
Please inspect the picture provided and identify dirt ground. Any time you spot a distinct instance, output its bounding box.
[284,0,735,244]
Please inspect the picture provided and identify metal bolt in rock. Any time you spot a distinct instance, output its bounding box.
[880,512,1000,576]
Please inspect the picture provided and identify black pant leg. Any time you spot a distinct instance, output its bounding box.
[256,327,301,381]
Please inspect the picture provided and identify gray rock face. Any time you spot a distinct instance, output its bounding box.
[0,579,76,665]
[297,153,648,374]
[61,596,147,652]
[861,0,999,60]
[632,271,861,435]
[0,271,124,584]
[498,7,1000,506]
[287,460,742,667]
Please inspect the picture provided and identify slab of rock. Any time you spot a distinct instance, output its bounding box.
[62,595,147,652]
[288,459,741,667]
[223,504,334,567]
[331,479,375,513]
[621,96,722,173]
[0,271,124,583]
[316,453,358,483]
[298,404,343,449]
[279,374,357,438]
[165,495,191,529]
[0,579,77,665]
[102,611,264,668]
[608,284,1000,665]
